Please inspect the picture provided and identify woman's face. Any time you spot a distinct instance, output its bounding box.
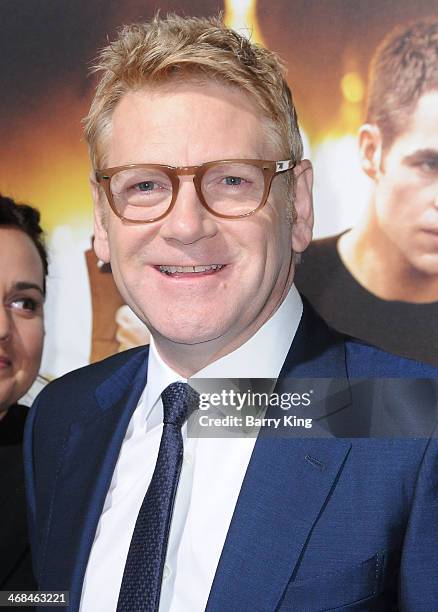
[0,227,45,415]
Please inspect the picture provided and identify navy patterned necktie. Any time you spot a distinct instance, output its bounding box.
[116,382,198,612]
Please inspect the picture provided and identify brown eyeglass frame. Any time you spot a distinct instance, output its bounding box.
[95,159,296,223]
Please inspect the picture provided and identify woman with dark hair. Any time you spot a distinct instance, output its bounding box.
[0,193,47,590]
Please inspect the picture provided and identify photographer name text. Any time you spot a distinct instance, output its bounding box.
[198,414,313,429]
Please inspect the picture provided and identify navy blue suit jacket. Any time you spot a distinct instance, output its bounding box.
[24,303,438,611]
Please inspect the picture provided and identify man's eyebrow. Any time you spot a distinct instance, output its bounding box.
[405,148,438,160]
[13,281,45,295]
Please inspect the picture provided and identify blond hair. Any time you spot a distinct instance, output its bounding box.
[83,14,302,169]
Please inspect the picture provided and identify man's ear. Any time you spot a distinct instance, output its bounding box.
[90,177,111,264]
[291,159,314,254]
[358,124,382,179]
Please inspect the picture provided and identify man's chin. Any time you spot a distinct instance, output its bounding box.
[149,319,231,350]
[408,254,438,278]
[155,330,223,347]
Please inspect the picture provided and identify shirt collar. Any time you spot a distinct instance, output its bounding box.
[139,335,186,429]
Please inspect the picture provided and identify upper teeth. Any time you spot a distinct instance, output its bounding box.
[159,264,224,274]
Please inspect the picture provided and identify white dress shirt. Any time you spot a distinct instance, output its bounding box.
[80,285,302,612]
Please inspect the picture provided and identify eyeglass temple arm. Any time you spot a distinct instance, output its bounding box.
[275,160,295,173]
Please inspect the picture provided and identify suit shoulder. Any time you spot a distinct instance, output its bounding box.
[31,346,149,425]
[45,346,148,392]
[345,337,438,378]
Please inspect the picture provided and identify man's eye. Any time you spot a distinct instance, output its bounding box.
[418,159,438,173]
[223,176,244,186]
[136,181,157,191]
[11,297,38,312]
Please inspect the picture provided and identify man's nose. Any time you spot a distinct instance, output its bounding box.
[0,306,12,343]
[159,178,218,244]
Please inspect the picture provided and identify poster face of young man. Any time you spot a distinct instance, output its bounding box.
[354,90,438,288]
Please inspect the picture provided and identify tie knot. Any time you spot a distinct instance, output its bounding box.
[161,382,199,428]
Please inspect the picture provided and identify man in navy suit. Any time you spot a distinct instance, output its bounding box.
[24,14,438,611]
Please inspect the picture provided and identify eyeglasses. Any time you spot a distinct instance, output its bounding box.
[95,159,295,223]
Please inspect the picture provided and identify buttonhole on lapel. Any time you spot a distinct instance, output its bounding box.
[305,454,325,470]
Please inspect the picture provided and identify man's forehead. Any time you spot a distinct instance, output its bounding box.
[112,80,263,122]
[103,82,279,166]
[399,90,438,135]
[412,89,438,125]
[382,89,438,154]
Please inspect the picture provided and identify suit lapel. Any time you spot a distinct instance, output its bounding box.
[206,301,353,611]
[206,437,351,612]
[39,350,148,609]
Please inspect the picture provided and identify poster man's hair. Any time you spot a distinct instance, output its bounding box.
[366,18,438,148]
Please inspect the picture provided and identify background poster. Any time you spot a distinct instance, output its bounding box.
[1,0,437,382]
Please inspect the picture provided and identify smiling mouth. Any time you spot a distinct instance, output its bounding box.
[158,264,225,276]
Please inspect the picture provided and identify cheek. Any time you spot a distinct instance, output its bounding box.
[241,222,291,299]
[15,319,44,374]
[265,209,292,262]
[375,179,405,221]
[379,184,424,237]
[108,225,157,270]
